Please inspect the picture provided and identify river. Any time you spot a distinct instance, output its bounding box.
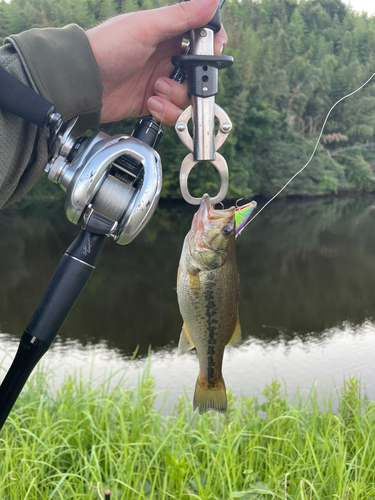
[1,194,375,410]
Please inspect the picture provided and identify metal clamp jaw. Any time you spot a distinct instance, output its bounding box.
[46,118,162,245]
[176,104,232,205]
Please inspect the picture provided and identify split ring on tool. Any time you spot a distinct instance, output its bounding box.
[179,152,229,205]
[175,104,232,154]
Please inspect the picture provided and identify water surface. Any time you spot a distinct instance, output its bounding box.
[1,195,375,407]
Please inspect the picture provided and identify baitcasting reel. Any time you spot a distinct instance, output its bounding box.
[0,63,164,246]
[46,117,162,245]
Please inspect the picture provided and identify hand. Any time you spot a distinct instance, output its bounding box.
[86,0,227,126]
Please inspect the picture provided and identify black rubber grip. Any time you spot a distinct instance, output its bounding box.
[0,65,55,127]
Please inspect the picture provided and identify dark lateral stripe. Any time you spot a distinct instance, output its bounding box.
[204,273,219,383]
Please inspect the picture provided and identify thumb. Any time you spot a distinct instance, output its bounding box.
[142,0,221,45]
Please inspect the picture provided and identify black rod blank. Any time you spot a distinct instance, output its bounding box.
[0,230,106,431]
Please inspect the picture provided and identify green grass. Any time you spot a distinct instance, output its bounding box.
[0,366,375,500]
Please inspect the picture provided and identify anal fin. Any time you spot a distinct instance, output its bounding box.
[228,319,242,345]
[178,323,195,356]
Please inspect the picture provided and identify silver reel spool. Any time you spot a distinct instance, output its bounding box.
[46,118,162,245]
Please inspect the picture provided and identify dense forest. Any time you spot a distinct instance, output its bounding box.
[1,0,375,200]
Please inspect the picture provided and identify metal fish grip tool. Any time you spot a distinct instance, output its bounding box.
[172,0,233,205]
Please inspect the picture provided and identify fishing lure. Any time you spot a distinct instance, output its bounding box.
[235,201,257,237]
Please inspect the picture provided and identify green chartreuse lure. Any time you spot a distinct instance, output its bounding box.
[234,201,257,237]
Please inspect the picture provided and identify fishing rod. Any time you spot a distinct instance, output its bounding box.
[0,1,230,431]
[0,72,163,430]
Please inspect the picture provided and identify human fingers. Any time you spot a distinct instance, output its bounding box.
[153,78,190,109]
[147,96,183,126]
[140,0,220,46]
[214,24,227,55]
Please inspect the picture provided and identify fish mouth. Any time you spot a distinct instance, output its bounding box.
[191,194,209,235]
[197,194,235,222]
[189,194,235,252]
[200,193,211,218]
[189,195,213,252]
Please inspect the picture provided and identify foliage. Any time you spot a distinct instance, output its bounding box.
[2,0,375,199]
[1,368,375,499]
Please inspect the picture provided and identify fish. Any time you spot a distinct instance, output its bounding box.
[176,194,256,414]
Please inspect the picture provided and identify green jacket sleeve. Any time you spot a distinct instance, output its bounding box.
[0,24,103,208]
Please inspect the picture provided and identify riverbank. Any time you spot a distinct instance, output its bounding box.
[0,370,374,499]
[14,178,375,209]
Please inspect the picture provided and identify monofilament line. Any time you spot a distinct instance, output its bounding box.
[133,75,174,189]
[236,70,375,237]
[155,43,191,140]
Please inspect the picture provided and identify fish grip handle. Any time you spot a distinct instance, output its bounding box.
[183,0,226,33]
[171,54,233,98]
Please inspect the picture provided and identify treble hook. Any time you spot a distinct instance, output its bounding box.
[235,198,244,209]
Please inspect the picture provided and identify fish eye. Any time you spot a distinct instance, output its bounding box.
[222,225,233,236]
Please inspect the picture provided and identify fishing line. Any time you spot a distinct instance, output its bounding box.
[154,41,190,140]
[236,69,375,237]
[132,50,186,188]
[133,42,189,192]
[128,81,174,191]
[155,81,173,140]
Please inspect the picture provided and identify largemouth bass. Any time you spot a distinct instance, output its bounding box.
[176,194,255,414]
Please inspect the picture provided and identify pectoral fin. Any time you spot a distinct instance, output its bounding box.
[177,265,181,288]
[187,255,201,276]
[228,319,242,345]
[178,323,196,356]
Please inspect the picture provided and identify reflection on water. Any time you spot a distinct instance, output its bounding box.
[1,321,374,412]
[1,195,375,402]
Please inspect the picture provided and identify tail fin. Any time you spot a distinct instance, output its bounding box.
[193,376,227,415]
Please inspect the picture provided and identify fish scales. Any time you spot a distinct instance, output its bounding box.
[179,260,238,379]
[176,194,241,414]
